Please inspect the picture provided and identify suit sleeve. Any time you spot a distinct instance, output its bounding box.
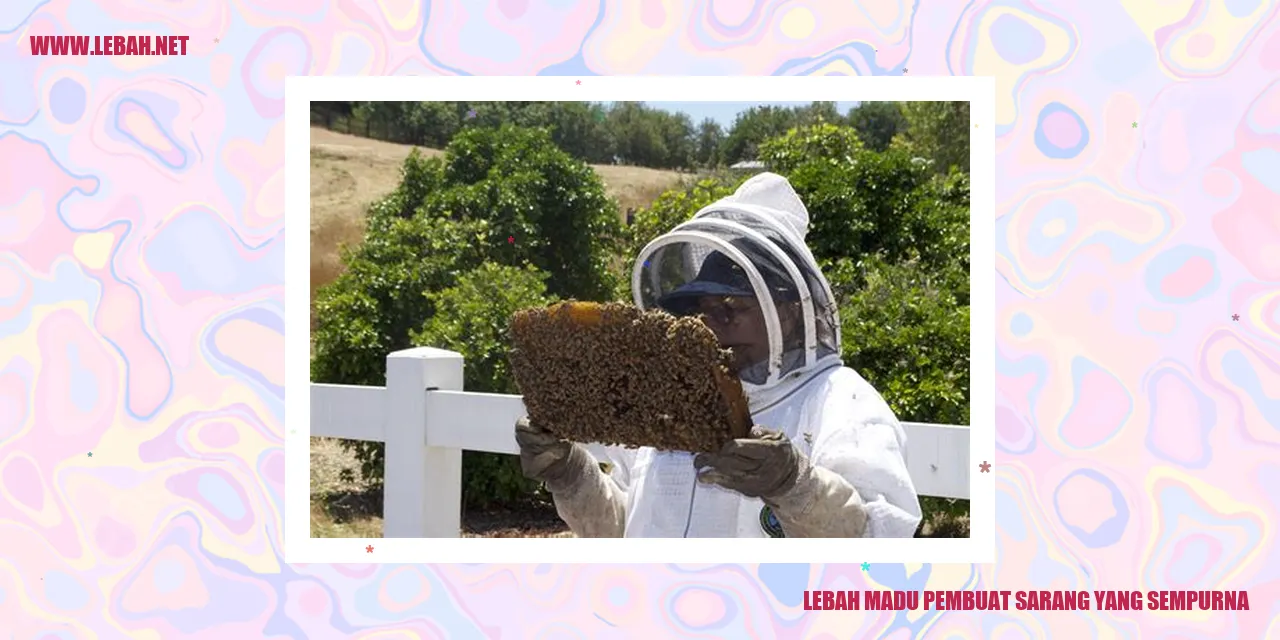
[764,462,871,537]
[544,444,628,538]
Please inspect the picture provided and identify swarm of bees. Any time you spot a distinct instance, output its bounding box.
[508,301,752,453]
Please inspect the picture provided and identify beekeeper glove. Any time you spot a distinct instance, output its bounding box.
[514,416,589,492]
[695,426,869,537]
[693,426,801,497]
[514,416,627,537]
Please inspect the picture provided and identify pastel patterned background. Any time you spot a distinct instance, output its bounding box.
[2,0,1279,637]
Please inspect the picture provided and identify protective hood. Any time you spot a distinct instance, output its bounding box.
[632,172,843,411]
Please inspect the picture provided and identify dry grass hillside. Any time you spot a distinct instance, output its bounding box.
[309,126,686,298]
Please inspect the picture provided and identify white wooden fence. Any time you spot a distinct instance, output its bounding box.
[310,347,971,538]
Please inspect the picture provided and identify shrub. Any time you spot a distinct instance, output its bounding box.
[757,122,864,174]
[413,263,560,508]
[312,125,623,494]
[896,101,971,175]
[623,176,741,269]
[311,213,489,389]
[846,101,907,152]
[413,262,556,396]
[427,124,624,301]
[392,149,445,218]
[826,255,970,426]
[765,124,971,536]
[761,129,953,270]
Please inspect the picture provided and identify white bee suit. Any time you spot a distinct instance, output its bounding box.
[554,172,923,538]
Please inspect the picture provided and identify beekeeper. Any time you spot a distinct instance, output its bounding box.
[514,172,923,538]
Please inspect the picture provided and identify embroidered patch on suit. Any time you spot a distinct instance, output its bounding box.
[759,505,785,538]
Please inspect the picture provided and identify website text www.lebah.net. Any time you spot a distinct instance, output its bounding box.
[28,35,190,56]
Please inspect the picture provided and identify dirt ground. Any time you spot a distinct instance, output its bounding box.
[310,436,967,539]
[309,436,573,538]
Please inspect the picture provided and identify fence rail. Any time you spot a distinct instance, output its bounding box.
[310,347,971,538]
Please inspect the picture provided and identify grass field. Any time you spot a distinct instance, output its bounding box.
[308,126,686,538]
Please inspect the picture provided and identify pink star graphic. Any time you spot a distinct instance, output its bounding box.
[979,461,991,473]
[508,236,514,243]
[575,80,582,85]
[365,545,374,553]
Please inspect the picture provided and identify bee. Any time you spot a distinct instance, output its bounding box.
[508,300,750,453]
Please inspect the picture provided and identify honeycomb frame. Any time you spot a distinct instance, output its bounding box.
[508,301,752,453]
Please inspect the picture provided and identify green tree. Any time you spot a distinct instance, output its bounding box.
[825,255,969,426]
[793,101,844,127]
[623,176,742,268]
[350,101,455,145]
[431,124,623,300]
[606,102,669,167]
[657,111,695,170]
[897,101,971,174]
[757,122,863,174]
[720,102,844,165]
[310,211,489,390]
[413,102,462,146]
[537,102,614,164]
[694,118,725,167]
[721,105,797,164]
[413,263,559,507]
[847,101,907,151]
[349,101,389,138]
[311,101,353,129]
[758,120,971,443]
[312,124,623,491]
[760,125,959,271]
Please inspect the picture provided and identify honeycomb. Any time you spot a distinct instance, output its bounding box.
[508,301,752,453]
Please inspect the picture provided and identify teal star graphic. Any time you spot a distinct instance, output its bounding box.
[87,452,93,457]
[861,562,870,571]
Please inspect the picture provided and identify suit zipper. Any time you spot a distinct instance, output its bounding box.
[682,473,698,538]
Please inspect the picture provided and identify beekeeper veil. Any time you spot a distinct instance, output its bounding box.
[632,172,842,406]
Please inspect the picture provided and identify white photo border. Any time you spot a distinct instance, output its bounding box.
[285,75,997,564]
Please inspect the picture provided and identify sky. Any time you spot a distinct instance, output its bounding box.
[627,101,862,128]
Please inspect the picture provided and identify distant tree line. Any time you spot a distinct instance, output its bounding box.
[310,100,970,174]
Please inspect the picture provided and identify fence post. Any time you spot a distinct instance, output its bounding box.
[383,347,464,538]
